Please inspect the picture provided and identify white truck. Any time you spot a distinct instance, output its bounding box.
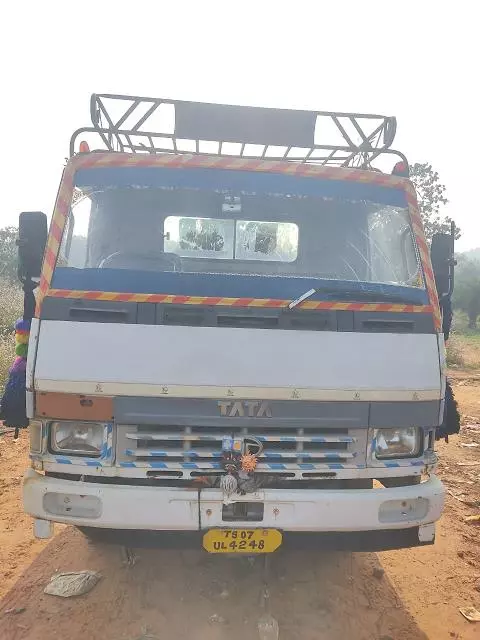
[9,94,458,553]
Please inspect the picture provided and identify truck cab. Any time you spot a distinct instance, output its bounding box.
[11,94,454,552]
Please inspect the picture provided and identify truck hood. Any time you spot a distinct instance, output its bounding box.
[32,320,441,403]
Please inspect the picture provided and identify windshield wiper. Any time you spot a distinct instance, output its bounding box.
[288,288,318,309]
[288,287,416,309]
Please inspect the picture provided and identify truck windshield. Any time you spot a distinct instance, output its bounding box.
[58,167,422,292]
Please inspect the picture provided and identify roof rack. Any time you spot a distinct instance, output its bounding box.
[70,93,407,168]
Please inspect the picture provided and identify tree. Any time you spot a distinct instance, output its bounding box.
[466,248,480,262]
[452,256,480,329]
[409,163,460,241]
[0,226,18,283]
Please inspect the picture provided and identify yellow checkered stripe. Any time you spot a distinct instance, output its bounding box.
[404,182,441,330]
[45,289,433,314]
[67,152,410,187]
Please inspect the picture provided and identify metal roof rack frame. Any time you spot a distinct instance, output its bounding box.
[70,93,408,169]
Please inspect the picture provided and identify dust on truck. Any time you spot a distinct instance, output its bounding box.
[8,94,458,552]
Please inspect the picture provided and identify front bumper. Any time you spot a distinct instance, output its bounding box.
[23,470,445,545]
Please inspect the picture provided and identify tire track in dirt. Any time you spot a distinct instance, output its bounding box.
[0,527,427,640]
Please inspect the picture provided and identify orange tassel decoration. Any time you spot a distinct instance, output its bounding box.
[241,453,257,472]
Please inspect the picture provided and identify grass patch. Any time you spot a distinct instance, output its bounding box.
[0,280,22,391]
[448,333,480,371]
[452,310,480,338]
[0,280,22,337]
[0,336,15,393]
[449,311,480,370]
[446,336,466,368]
[459,330,480,345]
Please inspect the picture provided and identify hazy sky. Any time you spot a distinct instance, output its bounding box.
[1,0,478,251]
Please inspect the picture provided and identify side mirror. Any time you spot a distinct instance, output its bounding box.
[430,226,455,298]
[17,212,48,283]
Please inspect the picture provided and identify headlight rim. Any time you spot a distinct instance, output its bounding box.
[49,420,105,458]
[372,426,422,461]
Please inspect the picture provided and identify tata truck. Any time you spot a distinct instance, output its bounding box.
[10,94,457,553]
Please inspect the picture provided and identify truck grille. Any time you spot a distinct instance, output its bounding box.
[118,424,366,478]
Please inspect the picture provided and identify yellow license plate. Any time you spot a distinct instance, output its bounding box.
[203,528,282,554]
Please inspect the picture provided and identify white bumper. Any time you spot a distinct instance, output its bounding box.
[24,469,444,534]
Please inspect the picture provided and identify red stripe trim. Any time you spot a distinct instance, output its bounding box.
[50,221,63,244]
[68,152,409,188]
[43,289,434,314]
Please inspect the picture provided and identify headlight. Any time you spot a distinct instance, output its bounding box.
[50,422,104,456]
[373,427,421,459]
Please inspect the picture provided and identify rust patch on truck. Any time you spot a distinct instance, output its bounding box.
[36,393,113,421]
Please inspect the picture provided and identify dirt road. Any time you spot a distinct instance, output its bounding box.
[0,375,479,640]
